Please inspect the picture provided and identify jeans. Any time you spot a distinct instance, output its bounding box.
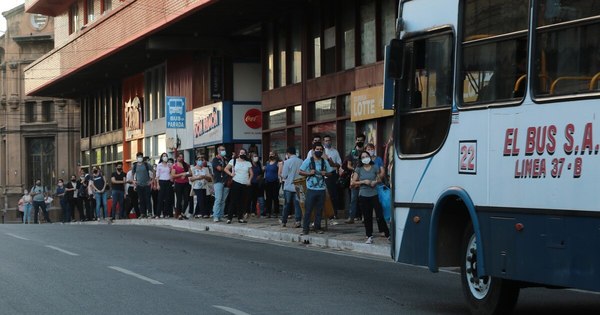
[282,190,301,224]
[193,188,207,216]
[325,173,340,218]
[264,181,280,216]
[137,185,151,217]
[157,180,173,217]
[111,190,125,219]
[95,192,108,219]
[60,198,70,223]
[212,182,229,221]
[23,203,32,223]
[349,187,360,219]
[302,189,325,233]
[227,181,250,221]
[359,195,390,238]
[174,182,190,216]
[33,200,51,223]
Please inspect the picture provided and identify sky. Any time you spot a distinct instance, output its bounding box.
[0,0,25,34]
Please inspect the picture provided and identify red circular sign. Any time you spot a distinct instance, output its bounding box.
[244,108,262,129]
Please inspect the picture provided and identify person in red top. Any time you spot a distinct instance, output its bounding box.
[171,152,192,220]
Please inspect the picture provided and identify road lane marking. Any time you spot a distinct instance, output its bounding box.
[45,245,79,256]
[5,233,30,241]
[213,305,251,315]
[108,266,163,285]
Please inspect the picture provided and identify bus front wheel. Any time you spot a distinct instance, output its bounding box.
[460,224,519,315]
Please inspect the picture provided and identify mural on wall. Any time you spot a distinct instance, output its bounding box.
[125,96,143,140]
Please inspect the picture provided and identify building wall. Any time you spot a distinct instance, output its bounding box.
[0,5,80,221]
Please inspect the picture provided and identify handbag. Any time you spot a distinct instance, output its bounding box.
[45,196,54,204]
[377,184,391,222]
[336,173,350,189]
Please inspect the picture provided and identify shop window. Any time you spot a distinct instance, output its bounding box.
[343,120,356,156]
[341,4,356,70]
[268,108,287,129]
[311,98,336,121]
[291,105,302,124]
[360,0,376,65]
[269,130,287,159]
[312,122,336,141]
[341,95,351,116]
[292,128,302,157]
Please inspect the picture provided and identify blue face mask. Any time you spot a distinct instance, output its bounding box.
[220,150,227,157]
[197,161,202,166]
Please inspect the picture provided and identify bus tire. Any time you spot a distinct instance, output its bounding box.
[461,223,519,315]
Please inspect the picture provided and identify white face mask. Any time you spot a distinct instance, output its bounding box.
[367,150,376,157]
[162,156,168,162]
[252,157,259,162]
[137,157,143,163]
[361,157,371,165]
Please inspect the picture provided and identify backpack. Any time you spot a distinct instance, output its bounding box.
[309,157,326,173]
[132,162,151,177]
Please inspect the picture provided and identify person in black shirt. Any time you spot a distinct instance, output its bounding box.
[65,175,84,221]
[111,162,126,220]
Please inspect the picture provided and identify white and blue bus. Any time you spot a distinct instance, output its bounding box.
[385,0,600,314]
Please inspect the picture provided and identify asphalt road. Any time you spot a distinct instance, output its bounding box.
[1,224,599,315]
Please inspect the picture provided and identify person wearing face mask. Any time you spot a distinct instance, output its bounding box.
[263,150,281,218]
[224,148,253,224]
[56,179,69,223]
[191,156,212,218]
[78,168,94,221]
[281,146,303,228]
[211,145,230,222]
[110,162,126,220]
[345,134,366,223]
[351,150,390,244]
[133,152,153,219]
[154,153,173,218]
[171,152,192,220]
[90,167,108,220]
[298,142,334,235]
[20,189,33,224]
[248,152,265,217]
[321,135,342,222]
[65,175,83,221]
[31,179,52,224]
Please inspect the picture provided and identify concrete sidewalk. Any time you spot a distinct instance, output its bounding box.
[105,216,392,258]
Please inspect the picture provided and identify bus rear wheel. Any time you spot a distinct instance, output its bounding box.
[460,224,519,315]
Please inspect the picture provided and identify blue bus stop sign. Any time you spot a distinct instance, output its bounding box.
[166,96,186,129]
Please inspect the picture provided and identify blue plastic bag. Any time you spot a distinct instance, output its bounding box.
[377,184,391,222]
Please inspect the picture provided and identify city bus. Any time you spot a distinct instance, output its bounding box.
[385,0,600,314]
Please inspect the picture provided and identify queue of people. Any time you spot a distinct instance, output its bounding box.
[17,136,392,245]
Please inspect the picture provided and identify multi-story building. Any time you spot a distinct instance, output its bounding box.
[0,4,80,221]
[24,0,398,215]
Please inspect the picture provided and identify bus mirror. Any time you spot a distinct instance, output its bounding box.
[386,39,403,80]
[383,40,403,110]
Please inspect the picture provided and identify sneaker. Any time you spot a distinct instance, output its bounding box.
[238,219,247,223]
[294,221,301,228]
[366,236,373,244]
[345,218,355,224]
[214,218,221,223]
[316,230,324,234]
[226,220,232,224]
[203,215,210,219]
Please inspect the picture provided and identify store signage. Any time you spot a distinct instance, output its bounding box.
[350,85,393,122]
[166,96,186,129]
[244,108,262,129]
[233,104,262,140]
[193,102,224,147]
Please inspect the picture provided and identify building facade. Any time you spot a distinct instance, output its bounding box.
[0,4,80,221]
[24,0,398,214]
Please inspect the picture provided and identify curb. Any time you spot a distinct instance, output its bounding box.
[110,219,390,258]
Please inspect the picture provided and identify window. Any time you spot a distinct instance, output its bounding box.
[291,16,302,84]
[41,101,54,122]
[69,3,79,34]
[396,32,453,155]
[460,0,528,105]
[85,0,94,24]
[291,105,302,124]
[278,26,287,87]
[25,101,35,122]
[144,65,166,121]
[311,98,337,121]
[267,25,275,90]
[268,130,286,159]
[311,7,322,79]
[380,0,397,59]
[102,0,112,14]
[534,2,600,97]
[341,4,356,70]
[360,0,376,65]
[268,109,287,129]
[28,138,55,191]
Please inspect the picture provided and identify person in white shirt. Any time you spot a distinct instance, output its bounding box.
[191,156,212,218]
[155,152,173,218]
[224,148,253,224]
